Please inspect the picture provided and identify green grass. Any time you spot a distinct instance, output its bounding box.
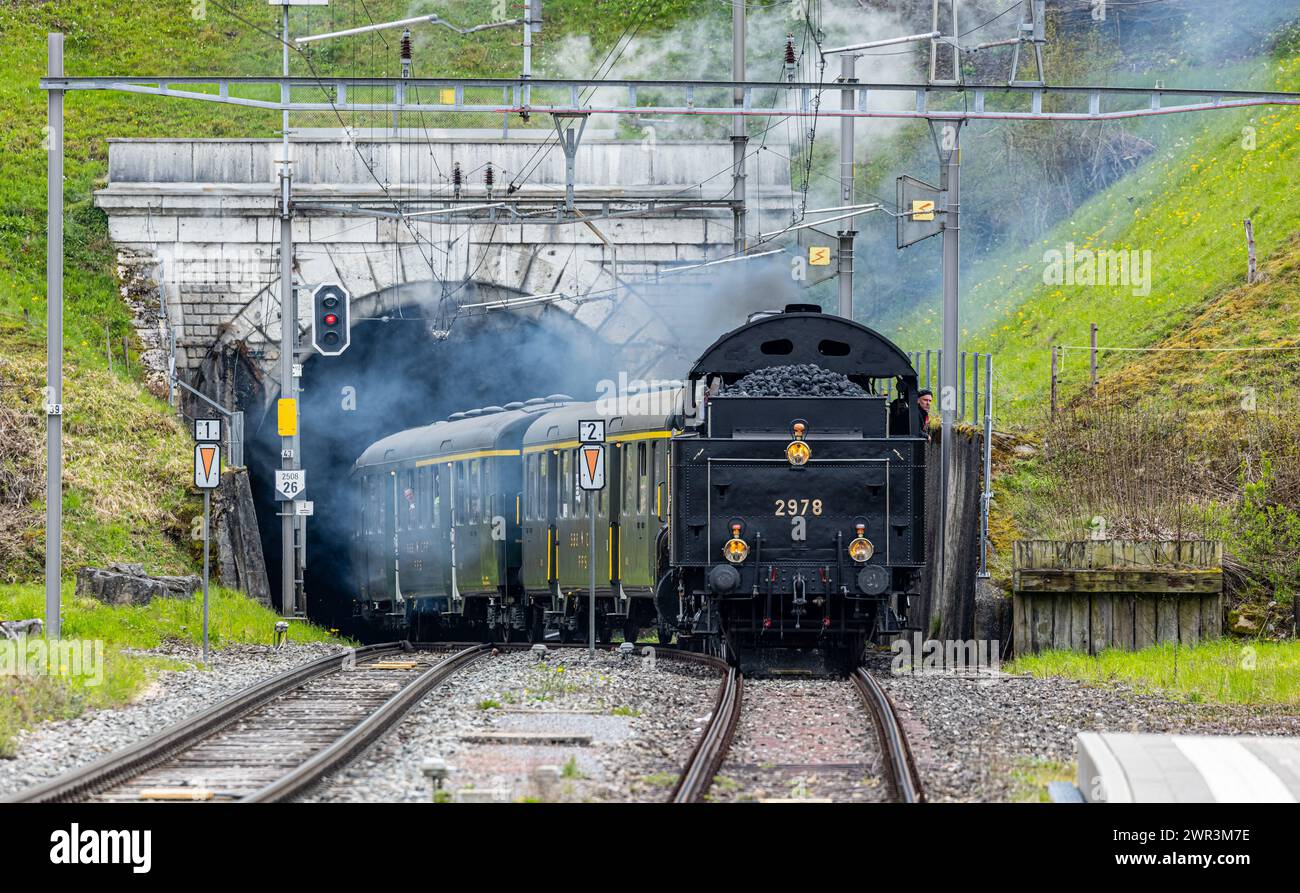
[639,771,677,788]
[0,580,340,757]
[1008,639,1300,706]
[892,53,1300,425]
[1007,757,1075,804]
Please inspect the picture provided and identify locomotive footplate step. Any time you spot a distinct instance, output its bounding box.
[736,645,853,677]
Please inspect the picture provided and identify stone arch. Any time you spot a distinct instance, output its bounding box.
[212,235,680,401]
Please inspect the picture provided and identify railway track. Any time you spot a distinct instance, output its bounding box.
[4,642,488,804]
[671,661,925,803]
[853,667,925,803]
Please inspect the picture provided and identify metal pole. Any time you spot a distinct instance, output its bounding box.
[203,489,210,663]
[522,0,533,113]
[1050,344,1058,415]
[588,493,596,657]
[837,54,857,319]
[279,3,300,617]
[959,350,966,421]
[937,120,961,614]
[731,0,747,254]
[979,354,993,579]
[1090,322,1098,395]
[45,33,64,640]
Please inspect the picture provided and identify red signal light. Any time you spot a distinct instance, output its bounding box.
[324,313,338,326]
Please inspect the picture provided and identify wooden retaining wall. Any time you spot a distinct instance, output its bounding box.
[1012,540,1222,655]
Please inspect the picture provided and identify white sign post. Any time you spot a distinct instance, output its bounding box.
[275,469,306,502]
[193,425,221,664]
[578,421,606,655]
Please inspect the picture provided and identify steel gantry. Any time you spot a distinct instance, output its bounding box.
[38,74,1300,122]
[40,45,1300,636]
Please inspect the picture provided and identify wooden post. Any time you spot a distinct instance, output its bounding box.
[1244,218,1257,284]
[1090,323,1098,395]
[105,324,113,373]
[1050,344,1058,416]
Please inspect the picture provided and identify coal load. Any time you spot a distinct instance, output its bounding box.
[728,363,867,397]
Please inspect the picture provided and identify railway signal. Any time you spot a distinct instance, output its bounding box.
[311,282,351,356]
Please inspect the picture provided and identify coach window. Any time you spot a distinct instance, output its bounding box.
[637,442,649,513]
[622,446,633,517]
[522,456,532,521]
[359,476,368,534]
[577,450,588,519]
[455,462,467,524]
[533,454,543,521]
[404,469,417,531]
[434,465,444,527]
[558,451,570,519]
[539,452,550,521]
[533,456,542,521]
[468,460,481,522]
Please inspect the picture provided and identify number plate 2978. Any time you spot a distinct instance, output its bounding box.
[774,498,823,516]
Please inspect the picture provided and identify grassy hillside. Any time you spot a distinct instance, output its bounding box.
[1094,232,1300,410]
[893,51,1300,425]
[0,0,711,583]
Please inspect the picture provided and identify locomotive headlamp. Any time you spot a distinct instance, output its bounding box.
[849,524,874,563]
[723,522,749,564]
[786,422,811,466]
[785,441,811,466]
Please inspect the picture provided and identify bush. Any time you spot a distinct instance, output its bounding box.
[1224,455,1300,605]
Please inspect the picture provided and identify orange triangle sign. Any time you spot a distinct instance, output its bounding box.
[583,445,600,480]
[200,446,216,478]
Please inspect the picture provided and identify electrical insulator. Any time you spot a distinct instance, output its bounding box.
[784,34,797,83]
[451,162,463,200]
[400,29,412,78]
[484,162,495,198]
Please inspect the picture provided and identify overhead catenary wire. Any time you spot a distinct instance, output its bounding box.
[207,0,443,280]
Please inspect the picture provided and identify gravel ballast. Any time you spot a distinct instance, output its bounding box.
[303,647,719,803]
[709,677,886,802]
[0,642,347,799]
[874,663,1300,803]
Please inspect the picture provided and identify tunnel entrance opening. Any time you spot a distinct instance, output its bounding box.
[245,303,620,639]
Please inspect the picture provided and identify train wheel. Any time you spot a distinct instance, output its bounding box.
[656,625,674,646]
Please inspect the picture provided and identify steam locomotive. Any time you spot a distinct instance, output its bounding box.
[350,304,926,670]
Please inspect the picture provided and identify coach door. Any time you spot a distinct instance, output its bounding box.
[621,441,654,590]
